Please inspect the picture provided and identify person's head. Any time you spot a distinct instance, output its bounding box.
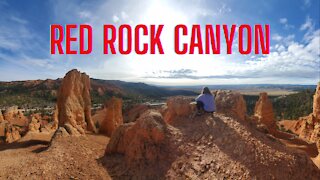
[201,87,212,95]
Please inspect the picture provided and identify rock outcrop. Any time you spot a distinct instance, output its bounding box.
[287,83,320,143]
[55,69,96,135]
[124,104,149,123]
[163,96,194,123]
[28,114,41,132]
[313,82,320,121]
[99,97,123,136]
[3,106,28,127]
[0,121,7,137]
[103,104,320,179]
[313,140,320,168]
[0,110,3,122]
[52,105,59,131]
[5,124,21,143]
[254,92,276,131]
[106,110,168,164]
[0,106,29,143]
[215,90,247,121]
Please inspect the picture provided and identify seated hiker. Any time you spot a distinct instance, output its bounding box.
[195,87,215,115]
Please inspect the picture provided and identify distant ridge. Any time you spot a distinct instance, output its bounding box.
[0,78,196,108]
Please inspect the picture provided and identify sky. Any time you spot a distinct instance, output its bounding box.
[0,0,319,86]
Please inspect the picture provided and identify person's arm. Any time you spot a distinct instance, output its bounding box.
[195,94,202,101]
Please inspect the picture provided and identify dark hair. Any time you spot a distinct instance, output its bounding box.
[202,87,212,95]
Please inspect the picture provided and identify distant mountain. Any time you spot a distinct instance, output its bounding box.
[164,84,317,91]
[0,78,196,108]
[93,79,196,98]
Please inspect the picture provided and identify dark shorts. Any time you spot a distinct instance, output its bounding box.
[196,101,214,113]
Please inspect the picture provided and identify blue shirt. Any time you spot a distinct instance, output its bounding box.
[195,94,216,112]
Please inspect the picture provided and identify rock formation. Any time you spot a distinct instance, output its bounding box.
[0,110,3,122]
[288,83,320,143]
[5,124,21,143]
[0,121,7,137]
[124,104,149,123]
[313,82,320,121]
[104,101,320,179]
[55,69,96,135]
[106,110,168,164]
[254,92,276,130]
[0,106,29,143]
[3,106,28,127]
[28,114,41,132]
[215,90,247,121]
[313,140,320,168]
[99,97,123,136]
[52,105,59,130]
[163,96,195,123]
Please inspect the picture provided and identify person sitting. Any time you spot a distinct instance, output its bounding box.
[195,87,215,115]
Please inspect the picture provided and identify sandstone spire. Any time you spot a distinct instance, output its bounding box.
[56,69,96,135]
[254,92,275,129]
[99,97,123,136]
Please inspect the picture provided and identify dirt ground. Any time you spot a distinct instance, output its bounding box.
[0,113,319,179]
[0,134,111,179]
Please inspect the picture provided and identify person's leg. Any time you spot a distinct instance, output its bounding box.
[196,101,204,115]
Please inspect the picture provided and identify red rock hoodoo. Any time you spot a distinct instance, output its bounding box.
[215,90,247,121]
[106,110,168,164]
[254,92,276,130]
[55,69,96,135]
[163,96,195,123]
[99,97,123,136]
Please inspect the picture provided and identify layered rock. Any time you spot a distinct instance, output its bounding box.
[215,90,247,121]
[163,96,194,123]
[254,92,276,130]
[99,97,123,136]
[106,110,168,164]
[55,69,96,135]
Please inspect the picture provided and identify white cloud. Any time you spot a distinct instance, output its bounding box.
[279,17,294,29]
[272,34,283,41]
[218,3,231,14]
[112,15,120,23]
[242,28,319,83]
[10,16,28,24]
[300,16,314,31]
[279,18,287,24]
[300,16,317,42]
[46,0,319,85]
[79,11,91,19]
[121,11,128,20]
[1,0,318,85]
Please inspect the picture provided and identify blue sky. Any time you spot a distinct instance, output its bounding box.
[0,0,319,85]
